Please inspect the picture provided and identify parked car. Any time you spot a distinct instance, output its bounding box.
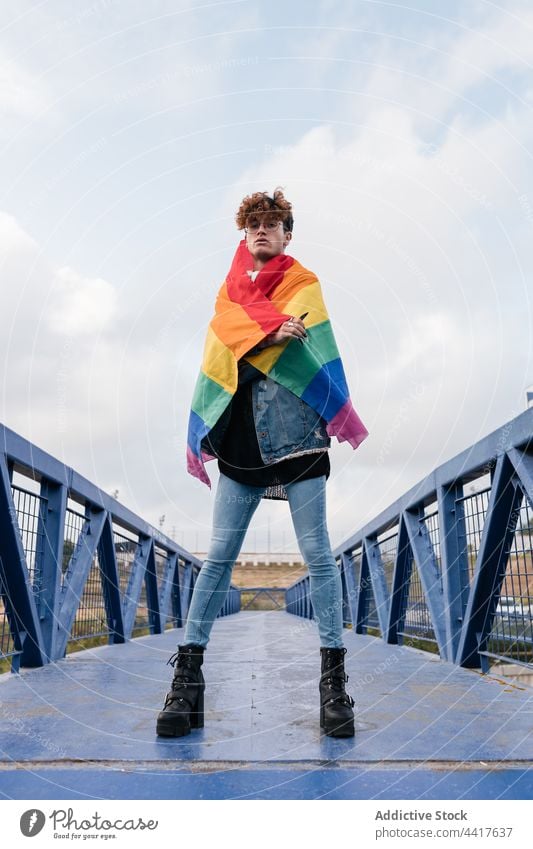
[496,597,521,617]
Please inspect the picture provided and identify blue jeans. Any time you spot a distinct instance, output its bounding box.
[183,472,344,648]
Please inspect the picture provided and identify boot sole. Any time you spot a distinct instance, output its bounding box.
[323,722,355,738]
[156,717,191,737]
[156,703,204,737]
[320,706,355,737]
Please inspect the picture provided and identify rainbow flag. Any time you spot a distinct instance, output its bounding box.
[187,240,368,486]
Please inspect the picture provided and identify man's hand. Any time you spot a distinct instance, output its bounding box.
[248,316,308,355]
[268,316,307,345]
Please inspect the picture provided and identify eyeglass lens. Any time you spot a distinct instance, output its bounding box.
[246,218,282,231]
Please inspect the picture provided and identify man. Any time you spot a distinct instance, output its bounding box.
[156,189,368,739]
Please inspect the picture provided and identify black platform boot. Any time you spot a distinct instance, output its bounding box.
[156,644,205,737]
[319,647,355,737]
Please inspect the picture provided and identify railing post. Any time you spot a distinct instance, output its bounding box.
[404,508,448,658]
[359,541,372,632]
[37,479,67,662]
[386,515,411,645]
[144,540,161,634]
[456,453,523,668]
[170,559,184,628]
[341,551,360,631]
[338,557,351,628]
[437,482,470,664]
[97,514,125,644]
[122,535,152,639]
[363,537,391,636]
[0,453,46,668]
[159,552,177,629]
[507,446,533,508]
[180,560,193,622]
[55,506,107,660]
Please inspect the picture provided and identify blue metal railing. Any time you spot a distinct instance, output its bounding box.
[0,422,240,672]
[286,407,533,671]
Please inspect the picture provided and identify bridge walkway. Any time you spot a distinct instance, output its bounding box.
[1,611,533,800]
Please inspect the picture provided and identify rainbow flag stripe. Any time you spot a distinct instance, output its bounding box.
[187,241,368,486]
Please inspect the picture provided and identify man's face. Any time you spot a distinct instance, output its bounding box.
[245,212,292,263]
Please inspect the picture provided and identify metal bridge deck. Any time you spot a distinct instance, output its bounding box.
[1,611,533,799]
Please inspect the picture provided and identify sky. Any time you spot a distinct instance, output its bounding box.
[1,0,532,554]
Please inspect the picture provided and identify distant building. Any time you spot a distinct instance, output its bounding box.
[194,551,304,567]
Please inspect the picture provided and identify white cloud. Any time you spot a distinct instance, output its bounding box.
[438,2,533,96]
[0,51,54,126]
[0,209,37,257]
[386,312,452,375]
[47,266,118,335]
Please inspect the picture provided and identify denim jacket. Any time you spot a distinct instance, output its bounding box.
[252,374,330,463]
[204,360,331,464]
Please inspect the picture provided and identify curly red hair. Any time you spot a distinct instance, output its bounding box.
[235,187,293,232]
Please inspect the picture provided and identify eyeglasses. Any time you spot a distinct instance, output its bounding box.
[245,218,283,232]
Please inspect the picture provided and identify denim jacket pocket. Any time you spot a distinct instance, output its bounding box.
[252,377,330,463]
